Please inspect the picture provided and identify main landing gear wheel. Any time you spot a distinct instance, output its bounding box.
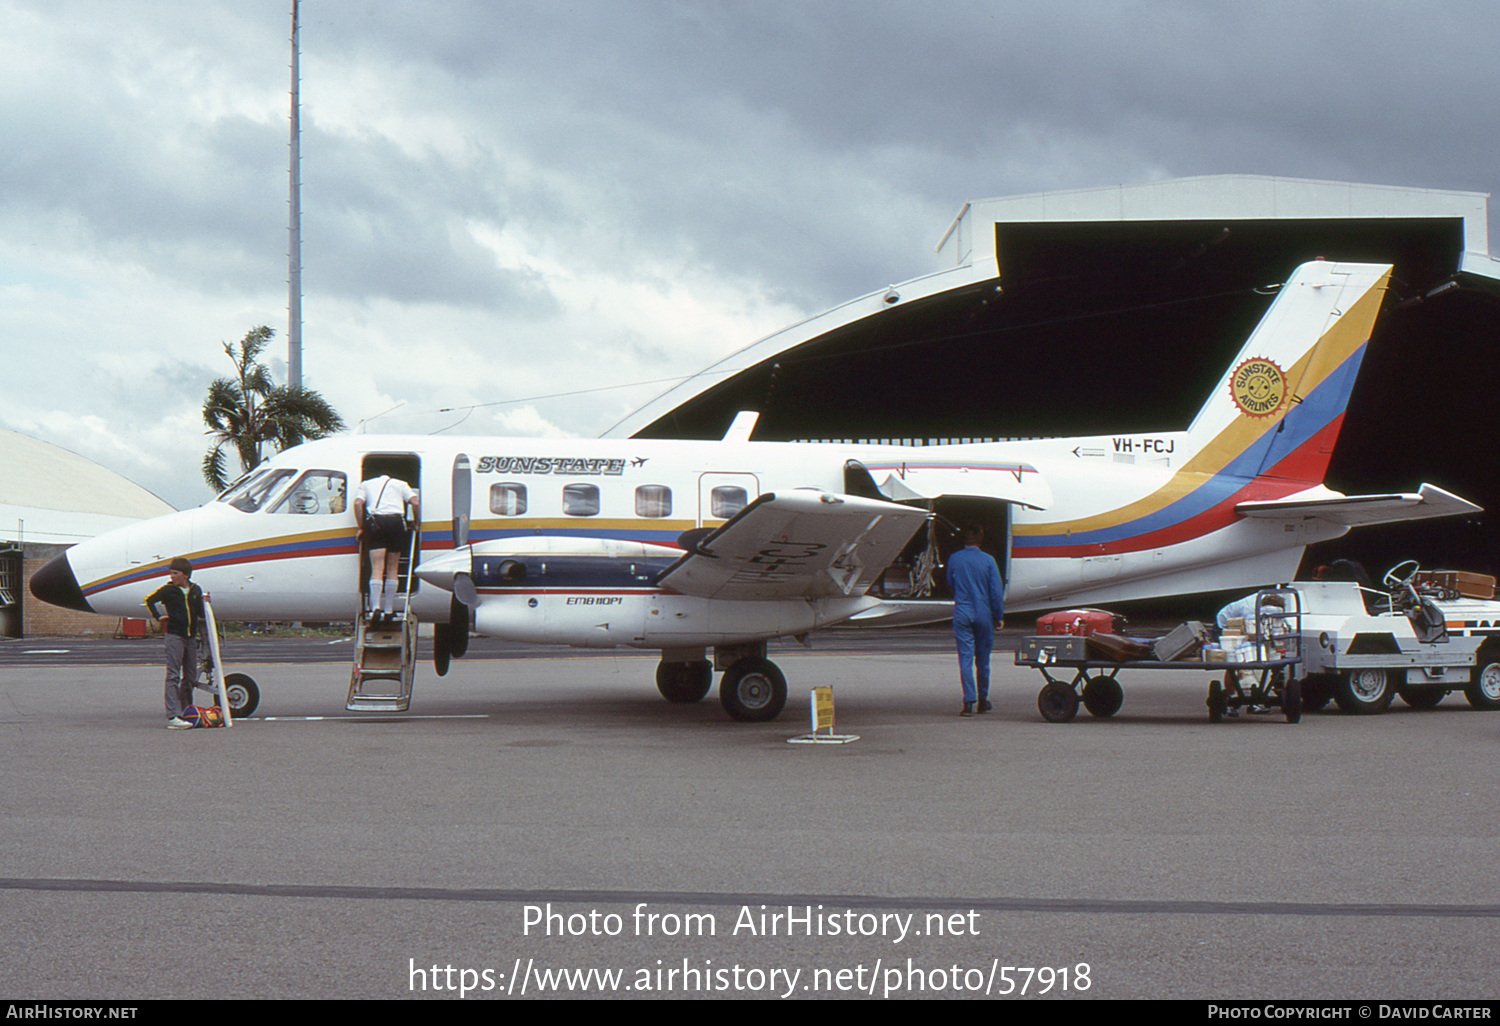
[1464,657,1500,711]
[219,673,259,718]
[1081,675,1123,718]
[1334,668,1394,714]
[719,658,787,722]
[656,660,713,704]
[1037,680,1080,723]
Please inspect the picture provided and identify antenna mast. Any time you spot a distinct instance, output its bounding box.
[287,0,303,388]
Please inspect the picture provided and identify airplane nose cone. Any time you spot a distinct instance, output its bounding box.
[29,553,93,613]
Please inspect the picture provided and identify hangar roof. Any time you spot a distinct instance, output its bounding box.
[936,175,1491,266]
[607,174,1499,444]
[1,427,175,547]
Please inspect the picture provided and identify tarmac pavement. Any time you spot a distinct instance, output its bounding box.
[1,640,1497,1001]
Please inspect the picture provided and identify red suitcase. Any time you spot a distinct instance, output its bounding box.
[1035,608,1125,636]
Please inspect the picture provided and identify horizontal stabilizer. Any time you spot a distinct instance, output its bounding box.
[1235,483,1480,527]
[657,491,928,601]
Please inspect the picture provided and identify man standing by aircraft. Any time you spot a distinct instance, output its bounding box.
[355,474,419,625]
[144,557,205,729]
[947,524,1005,717]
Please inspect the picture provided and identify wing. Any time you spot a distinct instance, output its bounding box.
[1236,482,1481,526]
[657,491,928,601]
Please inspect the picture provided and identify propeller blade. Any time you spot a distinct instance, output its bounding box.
[452,453,471,550]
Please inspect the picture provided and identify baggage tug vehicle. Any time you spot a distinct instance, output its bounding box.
[1296,562,1500,714]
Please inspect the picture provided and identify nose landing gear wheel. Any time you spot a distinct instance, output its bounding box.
[219,673,259,718]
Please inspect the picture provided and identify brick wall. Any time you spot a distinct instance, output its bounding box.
[20,550,137,638]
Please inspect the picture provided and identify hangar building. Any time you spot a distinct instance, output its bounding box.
[1,426,174,637]
[608,175,1500,582]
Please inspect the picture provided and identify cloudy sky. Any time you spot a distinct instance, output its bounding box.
[3,0,1498,509]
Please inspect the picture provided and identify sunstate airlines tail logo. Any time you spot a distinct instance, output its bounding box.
[1229,357,1289,418]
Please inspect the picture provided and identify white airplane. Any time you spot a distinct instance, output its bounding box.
[30,260,1478,721]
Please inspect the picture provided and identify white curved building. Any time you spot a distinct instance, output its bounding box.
[1,427,175,636]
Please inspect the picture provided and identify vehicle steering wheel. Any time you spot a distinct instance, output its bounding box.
[1383,560,1420,590]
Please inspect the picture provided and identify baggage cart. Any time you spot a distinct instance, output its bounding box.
[1014,588,1303,723]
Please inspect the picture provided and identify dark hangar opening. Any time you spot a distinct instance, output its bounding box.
[635,215,1500,580]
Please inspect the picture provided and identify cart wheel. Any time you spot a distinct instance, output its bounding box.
[1081,675,1124,718]
[1037,681,1080,723]
[1300,674,1335,712]
[1397,686,1444,710]
[1282,677,1302,724]
[1207,679,1226,723]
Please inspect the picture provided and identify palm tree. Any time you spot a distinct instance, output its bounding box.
[202,326,345,492]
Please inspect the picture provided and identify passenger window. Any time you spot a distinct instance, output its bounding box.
[270,470,348,515]
[710,485,748,519]
[489,482,528,516]
[635,485,672,518]
[219,468,297,513]
[562,483,600,517]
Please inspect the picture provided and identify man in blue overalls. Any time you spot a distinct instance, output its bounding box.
[946,524,1006,717]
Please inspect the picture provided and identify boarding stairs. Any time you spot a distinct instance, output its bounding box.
[347,518,419,712]
[347,613,417,712]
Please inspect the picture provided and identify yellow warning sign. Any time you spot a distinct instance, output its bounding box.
[812,686,834,732]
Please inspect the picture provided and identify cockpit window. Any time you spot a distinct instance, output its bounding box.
[218,468,297,513]
[269,470,348,515]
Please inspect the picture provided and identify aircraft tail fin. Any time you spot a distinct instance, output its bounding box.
[1182,260,1391,487]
